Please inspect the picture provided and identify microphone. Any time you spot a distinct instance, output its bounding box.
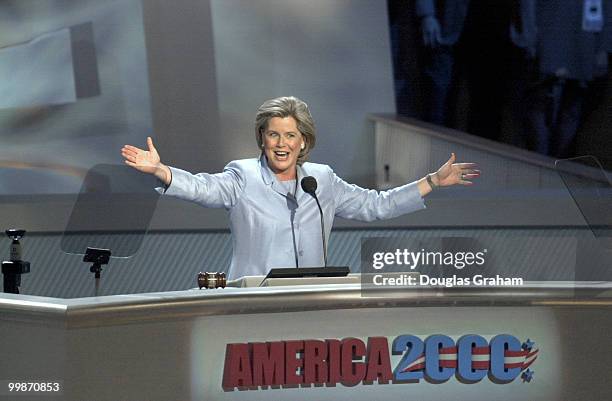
[301,176,328,267]
[301,176,317,195]
[258,176,349,285]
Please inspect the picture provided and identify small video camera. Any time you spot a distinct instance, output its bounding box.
[2,228,30,294]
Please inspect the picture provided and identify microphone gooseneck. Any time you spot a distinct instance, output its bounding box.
[300,176,327,267]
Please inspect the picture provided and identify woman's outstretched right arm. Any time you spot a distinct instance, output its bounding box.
[121,136,172,186]
[121,137,244,209]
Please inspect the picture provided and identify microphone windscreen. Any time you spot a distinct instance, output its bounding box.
[301,176,318,195]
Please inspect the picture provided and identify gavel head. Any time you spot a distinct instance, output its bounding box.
[197,272,227,289]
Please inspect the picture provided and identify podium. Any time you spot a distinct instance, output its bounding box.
[1,277,612,400]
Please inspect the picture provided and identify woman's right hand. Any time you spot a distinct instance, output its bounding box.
[121,137,171,185]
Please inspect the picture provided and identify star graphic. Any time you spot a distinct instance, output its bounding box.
[521,369,534,383]
[522,339,535,351]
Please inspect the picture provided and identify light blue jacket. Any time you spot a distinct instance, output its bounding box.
[165,156,426,279]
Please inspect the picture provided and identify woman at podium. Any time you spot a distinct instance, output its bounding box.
[121,96,478,279]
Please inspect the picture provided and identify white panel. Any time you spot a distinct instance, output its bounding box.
[0,28,75,108]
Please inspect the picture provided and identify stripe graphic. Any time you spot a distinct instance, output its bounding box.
[403,346,539,372]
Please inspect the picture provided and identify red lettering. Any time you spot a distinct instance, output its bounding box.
[304,340,328,385]
[326,339,341,386]
[285,340,304,385]
[222,343,252,390]
[365,337,393,383]
[223,337,395,390]
[340,338,366,386]
[252,342,285,387]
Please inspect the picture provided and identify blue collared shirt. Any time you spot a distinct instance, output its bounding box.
[165,155,425,279]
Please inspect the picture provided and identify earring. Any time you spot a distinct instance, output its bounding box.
[301,143,305,150]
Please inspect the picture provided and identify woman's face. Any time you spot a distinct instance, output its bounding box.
[262,116,304,180]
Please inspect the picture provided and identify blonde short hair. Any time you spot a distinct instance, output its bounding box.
[255,96,316,164]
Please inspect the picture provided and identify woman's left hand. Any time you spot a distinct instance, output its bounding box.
[433,153,480,187]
